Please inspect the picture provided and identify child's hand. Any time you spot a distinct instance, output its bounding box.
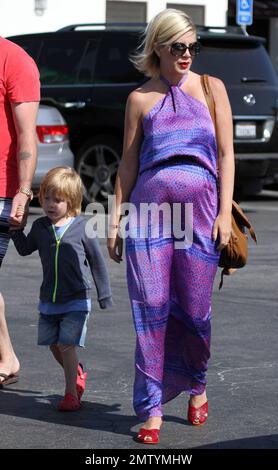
[9,193,29,228]
[9,225,24,232]
[9,212,28,231]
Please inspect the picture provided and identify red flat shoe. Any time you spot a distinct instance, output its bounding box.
[188,400,208,426]
[136,428,160,445]
[76,363,87,402]
[58,393,81,411]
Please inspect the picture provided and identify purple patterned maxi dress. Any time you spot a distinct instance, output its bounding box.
[126,76,220,421]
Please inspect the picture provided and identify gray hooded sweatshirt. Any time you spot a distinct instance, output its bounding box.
[11,216,112,309]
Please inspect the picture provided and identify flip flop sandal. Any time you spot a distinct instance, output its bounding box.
[0,371,19,388]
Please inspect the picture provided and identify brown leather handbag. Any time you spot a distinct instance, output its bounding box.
[201,75,257,289]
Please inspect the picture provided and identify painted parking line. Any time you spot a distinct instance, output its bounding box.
[241,204,278,212]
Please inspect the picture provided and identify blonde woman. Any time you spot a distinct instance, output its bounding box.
[108,9,234,444]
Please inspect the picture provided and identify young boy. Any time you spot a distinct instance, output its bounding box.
[10,166,112,411]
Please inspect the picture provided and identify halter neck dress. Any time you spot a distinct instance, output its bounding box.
[126,75,220,421]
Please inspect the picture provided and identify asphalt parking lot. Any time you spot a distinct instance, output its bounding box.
[0,190,278,450]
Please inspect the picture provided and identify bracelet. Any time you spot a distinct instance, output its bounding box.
[109,224,119,229]
[16,186,33,200]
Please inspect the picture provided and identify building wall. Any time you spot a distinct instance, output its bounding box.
[0,0,228,38]
[0,0,106,37]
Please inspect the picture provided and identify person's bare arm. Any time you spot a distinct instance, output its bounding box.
[9,101,39,226]
[114,90,143,207]
[107,90,143,262]
[210,77,235,250]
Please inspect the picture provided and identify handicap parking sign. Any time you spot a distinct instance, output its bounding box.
[236,0,253,26]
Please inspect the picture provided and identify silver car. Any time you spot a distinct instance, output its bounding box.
[32,105,74,192]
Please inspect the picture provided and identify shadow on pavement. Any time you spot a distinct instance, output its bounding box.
[0,387,194,440]
[2,388,278,448]
[0,387,138,438]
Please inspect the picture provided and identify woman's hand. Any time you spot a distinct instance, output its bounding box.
[107,233,123,263]
[212,212,232,252]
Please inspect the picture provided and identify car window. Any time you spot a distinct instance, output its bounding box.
[38,39,87,85]
[78,40,99,83]
[94,32,143,84]
[192,40,278,86]
[8,37,42,61]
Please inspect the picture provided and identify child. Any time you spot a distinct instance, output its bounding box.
[10,167,112,411]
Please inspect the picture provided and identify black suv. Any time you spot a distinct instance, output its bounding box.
[8,24,278,203]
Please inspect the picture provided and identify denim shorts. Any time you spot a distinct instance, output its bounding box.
[38,311,90,347]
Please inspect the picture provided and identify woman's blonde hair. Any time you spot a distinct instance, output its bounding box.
[131,8,196,79]
[39,166,84,216]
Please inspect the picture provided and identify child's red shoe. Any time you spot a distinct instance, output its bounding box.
[76,363,87,402]
[58,393,81,411]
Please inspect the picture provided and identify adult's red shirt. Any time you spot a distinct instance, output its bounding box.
[0,37,40,198]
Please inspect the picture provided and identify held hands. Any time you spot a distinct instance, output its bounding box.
[212,212,232,252]
[9,192,29,229]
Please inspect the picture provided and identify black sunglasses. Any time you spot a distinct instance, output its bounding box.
[170,41,201,57]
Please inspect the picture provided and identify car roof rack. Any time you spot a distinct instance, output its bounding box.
[196,25,246,35]
[58,23,246,33]
[57,23,147,32]
[57,22,264,41]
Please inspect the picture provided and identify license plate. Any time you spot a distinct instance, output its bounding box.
[235,123,256,138]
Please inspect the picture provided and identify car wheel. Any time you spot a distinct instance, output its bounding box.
[76,136,121,206]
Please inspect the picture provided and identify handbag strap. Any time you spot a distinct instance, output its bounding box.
[200,74,219,175]
[232,200,257,243]
[201,75,257,290]
[201,76,257,244]
[201,74,216,127]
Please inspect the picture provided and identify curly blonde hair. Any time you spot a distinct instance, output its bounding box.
[39,167,84,216]
[130,8,196,79]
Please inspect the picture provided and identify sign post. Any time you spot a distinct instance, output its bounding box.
[236,0,253,33]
